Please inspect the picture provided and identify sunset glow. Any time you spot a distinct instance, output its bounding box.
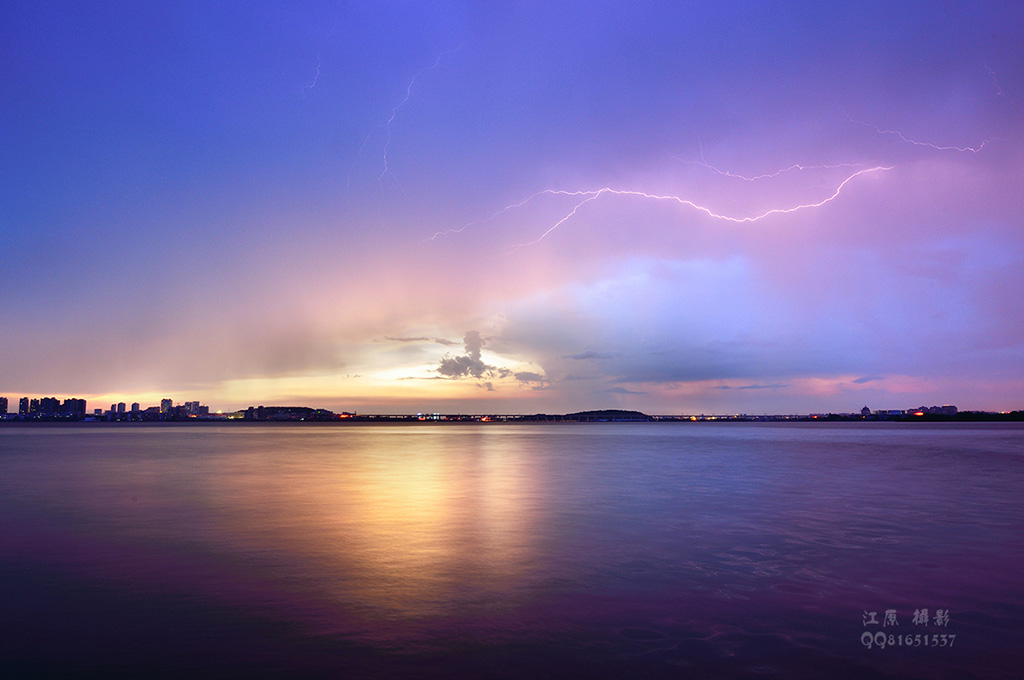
[4,2,1022,414]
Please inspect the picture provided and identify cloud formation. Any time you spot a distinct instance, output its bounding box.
[4,3,1023,414]
[384,336,460,347]
[437,331,509,380]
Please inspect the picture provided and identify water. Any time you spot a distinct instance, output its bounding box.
[1,422,1021,678]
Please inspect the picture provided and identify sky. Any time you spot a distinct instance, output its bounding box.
[3,1,1023,415]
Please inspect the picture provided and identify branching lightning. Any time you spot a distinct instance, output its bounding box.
[839,104,991,153]
[425,100,987,248]
[682,133,864,181]
[424,193,557,242]
[512,167,892,247]
[426,166,892,246]
[380,48,459,184]
[859,122,989,153]
[345,47,459,198]
[686,157,866,182]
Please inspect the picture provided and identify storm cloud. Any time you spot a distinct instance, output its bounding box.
[437,331,510,380]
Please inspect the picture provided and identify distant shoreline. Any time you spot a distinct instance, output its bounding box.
[3,411,1022,425]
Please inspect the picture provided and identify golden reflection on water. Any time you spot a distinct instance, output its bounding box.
[210,427,542,621]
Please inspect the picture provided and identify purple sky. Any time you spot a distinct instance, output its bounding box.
[3,1,1023,414]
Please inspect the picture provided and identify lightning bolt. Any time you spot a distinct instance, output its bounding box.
[380,48,459,185]
[512,167,892,247]
[302,51,322,97]
[346,129,376,195]
[839,104,991,153]
[302,12,337,99]
[424,193,557,242]
[426,166,892,246]
[985,63,1004,97]
[427,99,989,249]
[686,157,867,182]
[345,47,459,199]
[683,133,864,181]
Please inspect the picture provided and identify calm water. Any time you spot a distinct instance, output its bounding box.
[1,422,1021,679]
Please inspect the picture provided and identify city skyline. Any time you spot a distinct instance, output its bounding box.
[0,392,999,422]
[4,3,1023,414]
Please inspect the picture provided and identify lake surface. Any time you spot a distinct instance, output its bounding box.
[1,422,1021,678]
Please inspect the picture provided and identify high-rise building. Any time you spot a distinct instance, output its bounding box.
[117,402,126,415]
[160,398,172,415]
[0,397,7,415]
[38,397,60,415]
[131,403,140,413]
[62,398,86,419]
[19,397,29,416]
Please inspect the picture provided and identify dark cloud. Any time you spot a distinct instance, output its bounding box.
[600,386,647,395]
[852,376,884,384]
[736,383,788,390]
[384,336,460,346]
[437,331,503,379]
[564,351,617,360]
[514,371,545,383]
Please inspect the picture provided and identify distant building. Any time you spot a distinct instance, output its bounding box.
[62,398,86,418]
[38,397,59,416]
[160,399,172,415]
[861,406,871,418]
[3,396,87,420]
[910,405,958,417]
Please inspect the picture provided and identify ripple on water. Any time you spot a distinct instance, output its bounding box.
[808,536,868,550]
[713,587,753,601]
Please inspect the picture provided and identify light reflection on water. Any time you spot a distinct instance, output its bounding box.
[1,423,1022,678]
